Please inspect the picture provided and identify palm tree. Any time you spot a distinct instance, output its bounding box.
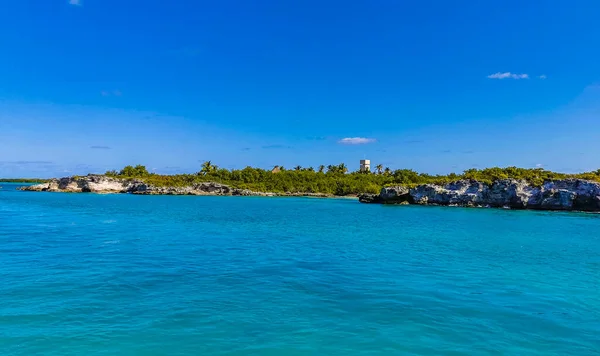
[200,161,216,175]
[327,165,335,174]
[338,163,348,174]
[306,167,315,172]
[294,165,302,171]
[376,164,383,175]
[318,165,325,173]
[384,167,391,176]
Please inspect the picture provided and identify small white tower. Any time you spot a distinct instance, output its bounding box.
[360,159,371,172]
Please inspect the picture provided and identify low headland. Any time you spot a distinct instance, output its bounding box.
[14,163,600,211]
[19,175,332,198]
[1,178,49,183]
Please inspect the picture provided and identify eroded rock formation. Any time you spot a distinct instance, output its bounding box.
[359,179,600,211]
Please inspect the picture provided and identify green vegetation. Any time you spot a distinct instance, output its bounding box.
[104,164,600,195]
[0,178,49,183]
[106,164,151,177]
[106,163,383,194]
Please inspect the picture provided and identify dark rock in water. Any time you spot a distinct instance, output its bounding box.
[358,193,382,204]
[361,179,600,212]
[379,186,413,204]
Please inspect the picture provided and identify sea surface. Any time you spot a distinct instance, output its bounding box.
[1,182,599,355]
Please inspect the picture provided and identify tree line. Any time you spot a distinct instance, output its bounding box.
[103,163,600,195]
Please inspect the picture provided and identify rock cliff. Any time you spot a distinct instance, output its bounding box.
[359,179,600,211]
[19,175,333,198]
[20,175,256,195]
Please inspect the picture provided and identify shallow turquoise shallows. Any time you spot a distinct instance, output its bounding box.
[1,183,599,355]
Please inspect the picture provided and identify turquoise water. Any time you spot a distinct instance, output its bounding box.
[1,182,599,355]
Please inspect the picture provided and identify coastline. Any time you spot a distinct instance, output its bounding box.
[358,179,600,212]
[17,175,358,199]
[16,175,600,212]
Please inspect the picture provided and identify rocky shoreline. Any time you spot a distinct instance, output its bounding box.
[18,175,336,198]
[19,175,600,211]
[358,179,600,211]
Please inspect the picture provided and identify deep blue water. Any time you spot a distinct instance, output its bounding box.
[1,182,599,355]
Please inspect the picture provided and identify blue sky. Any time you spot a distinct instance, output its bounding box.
[1,0,600,177]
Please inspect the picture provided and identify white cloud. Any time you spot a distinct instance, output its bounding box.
[101,90,122,97]
[338,137,376,145]
[538,75,547,79]
[69,0,82,6]
[536,163,544,168]
[487,72,529,80]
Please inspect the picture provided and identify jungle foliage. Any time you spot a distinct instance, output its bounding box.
[104,163,600,195]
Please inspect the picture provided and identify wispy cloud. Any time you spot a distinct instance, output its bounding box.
[75,164,93,170]
[404,139,424,144]
[487,72,529,80]
[90,145,111,150]
[0,160,54,165]
[262,144,293,150]
[338,137,376,145]
[241,147,251,151]
[68,0,82,6]
[538,75,547,79]
[0,161,57,174]
[535,163,544,168]
[101,90,122,97]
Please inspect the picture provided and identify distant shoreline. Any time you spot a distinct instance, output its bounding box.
[10,164,600,212]
[17,175,360,199]
[0,179,49,184]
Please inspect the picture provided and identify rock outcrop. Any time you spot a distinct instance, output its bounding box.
[21,175,251,195]
[359,179,600,212]
[19,175,335,198]
[22,175,141,193]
